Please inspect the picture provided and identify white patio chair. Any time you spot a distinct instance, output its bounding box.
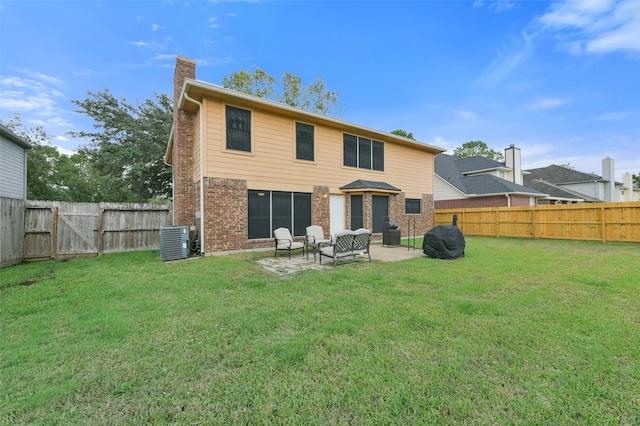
[305,225,332,261]
[273,227,305,259]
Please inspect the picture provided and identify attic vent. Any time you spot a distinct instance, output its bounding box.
[160,225,190,261]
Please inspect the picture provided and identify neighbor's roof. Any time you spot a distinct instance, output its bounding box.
[165,79,446,165]
[524,164,606,185]
[0,124,32,150]
[436,154,545,197]
[525,179,601,202]
[340,179,401,193]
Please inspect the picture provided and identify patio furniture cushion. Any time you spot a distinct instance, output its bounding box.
[305,225,331,261]
[273,227,304,258]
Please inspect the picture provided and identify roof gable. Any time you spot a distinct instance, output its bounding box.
[0,124,32,150]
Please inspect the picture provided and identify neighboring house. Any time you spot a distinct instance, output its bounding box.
[434,145,546,209]
[165,56,446,255]
[620,173,640,202]
[0,124,31,199]
[524,158,624,203]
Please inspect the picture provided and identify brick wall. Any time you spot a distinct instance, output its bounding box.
[172,56,197,227]
[312,186,330,232]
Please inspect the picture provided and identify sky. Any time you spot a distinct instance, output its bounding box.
[1,0,639,181]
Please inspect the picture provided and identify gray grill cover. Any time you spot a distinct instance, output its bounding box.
[422,225,466,260]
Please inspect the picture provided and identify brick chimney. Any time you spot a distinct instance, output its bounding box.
[172,56,197,226]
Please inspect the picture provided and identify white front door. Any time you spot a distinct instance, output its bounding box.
[329,195,345,239]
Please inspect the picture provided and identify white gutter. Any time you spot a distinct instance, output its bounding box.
[183,91,205,256]
[505,193,511,207]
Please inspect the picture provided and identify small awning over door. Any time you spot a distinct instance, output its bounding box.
[339,179,401,194]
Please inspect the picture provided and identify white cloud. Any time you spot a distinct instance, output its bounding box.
[524,96,570,111]
[538,0,640,57]
[130,41,149,47]
[457,109,478,120]
[430,136,455,152]
[151,24,163,31]
[0,70,77,148]
[474,30,534,88]
[589,111,638,121]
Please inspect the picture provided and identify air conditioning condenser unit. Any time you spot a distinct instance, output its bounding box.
[160,225,190,261]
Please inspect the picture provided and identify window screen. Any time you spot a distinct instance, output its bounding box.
[343,134,358,167]
[271,191,292,232]
[248,190,312,239]
[248,190,271,239]
[343,133,384,171]
[296,122,314,161]
[372,141,384,171]
[358,138,372,170]
[293,193,312,236]
[226,105,251,152]
[406,198,421,214]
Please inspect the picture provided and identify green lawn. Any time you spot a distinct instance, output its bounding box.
[1,237,639,425]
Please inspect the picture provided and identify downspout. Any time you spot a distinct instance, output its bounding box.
[505,193,511,207]
[183,90,205,256]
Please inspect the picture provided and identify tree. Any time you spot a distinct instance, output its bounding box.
[222,67,344,117]
[453,140,504,161]
[391,129,415,140]
[221,66,275,99]
[634,173,639,187]
[69,89,173,203]
[1,114,96,201]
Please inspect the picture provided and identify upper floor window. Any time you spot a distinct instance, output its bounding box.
[343,133,384,171]
[226,105,251,152]
[296,122,314,161]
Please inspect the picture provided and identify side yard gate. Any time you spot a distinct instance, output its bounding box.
[20,200,172,262]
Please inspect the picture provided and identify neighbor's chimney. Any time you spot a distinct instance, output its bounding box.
[172,56,197,226]
[504,145,522,185]
[622,173,633,202]
[602,157,615,202]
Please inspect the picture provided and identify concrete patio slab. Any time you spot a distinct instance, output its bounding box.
[256,244,425,278]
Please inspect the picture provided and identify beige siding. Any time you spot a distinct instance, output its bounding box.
[434,175,466,200]
[202,98,435,197]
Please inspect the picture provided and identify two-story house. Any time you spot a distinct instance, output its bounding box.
[165,57,445,255]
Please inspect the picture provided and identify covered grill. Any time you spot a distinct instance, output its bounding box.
[422,225,466,260]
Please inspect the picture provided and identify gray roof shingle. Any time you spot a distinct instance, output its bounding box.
[340,179,401,192]
[436,154,544,196]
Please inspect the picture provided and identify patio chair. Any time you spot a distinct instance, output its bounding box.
[273,227,305,259]
[319,230,355,267]
[305,225,332,261]
[352,228,372,262]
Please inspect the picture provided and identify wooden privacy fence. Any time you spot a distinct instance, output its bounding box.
[1,197,25,268]
[21,201,172,262]
[435,202,640,243]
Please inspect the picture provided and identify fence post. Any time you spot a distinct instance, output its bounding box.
[98,208,104,256]
[601,205,606,243]
[51,207,58,260]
